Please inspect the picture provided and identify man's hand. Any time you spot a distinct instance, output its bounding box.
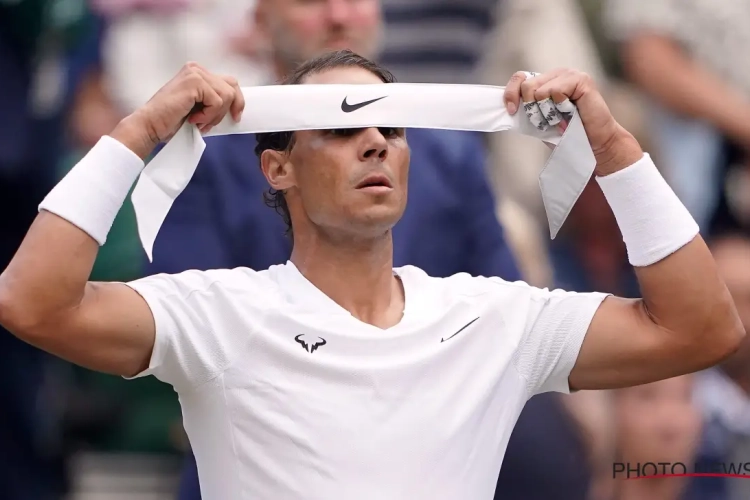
[503,69,643,176]
[111,62,246,159]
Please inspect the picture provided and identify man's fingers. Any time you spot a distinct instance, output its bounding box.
[185,68,238,129]
[188,80,223,127]
[538,98,563,126]
[224,76,245,122]
[518,72,559,131]
[519,73,550,131]
[555,98,576,114]
[531,73,582,131]
[503,71,528,115]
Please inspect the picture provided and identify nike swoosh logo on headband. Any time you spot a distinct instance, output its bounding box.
[132,83,594,262]
[341,96,387,113]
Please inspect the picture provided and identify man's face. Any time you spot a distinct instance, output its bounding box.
[260,66,410,240]
[616,376,702,465]
[258,0,382,71]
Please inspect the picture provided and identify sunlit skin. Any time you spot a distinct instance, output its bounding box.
[259,66,409,328]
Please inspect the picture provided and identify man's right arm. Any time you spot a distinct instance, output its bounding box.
[0,207,157,378]
[0,62,245,379]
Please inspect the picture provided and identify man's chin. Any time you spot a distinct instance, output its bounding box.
[348,206,402,235]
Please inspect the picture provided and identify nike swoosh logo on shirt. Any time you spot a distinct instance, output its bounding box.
[440,317,480,343]
[341,96,387,113]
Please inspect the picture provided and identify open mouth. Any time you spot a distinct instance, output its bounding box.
[356,174,393,190]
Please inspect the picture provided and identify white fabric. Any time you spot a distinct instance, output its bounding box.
[38,136,145,245]
[132,83,597,261]
[595,153,699,267]
[125,262,608,499]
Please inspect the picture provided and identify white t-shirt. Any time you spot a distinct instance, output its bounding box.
[126,262,607,500]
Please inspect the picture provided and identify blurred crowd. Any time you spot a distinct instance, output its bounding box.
[1,0,749,499]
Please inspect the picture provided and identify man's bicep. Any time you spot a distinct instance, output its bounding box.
[512,286,608,396]
[45,281,157,378]
[569,295,691,391]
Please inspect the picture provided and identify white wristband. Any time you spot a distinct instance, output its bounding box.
[596,153,699,267]
[38,136,145,245]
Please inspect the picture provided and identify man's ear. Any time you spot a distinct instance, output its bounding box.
[260,149,296,191]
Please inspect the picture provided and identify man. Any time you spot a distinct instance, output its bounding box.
[152,2,519,495]
[0,51,744,499]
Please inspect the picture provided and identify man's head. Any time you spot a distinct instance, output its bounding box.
[254,0,383,75]
[710,234,750,374]
[615,376,702,465]
[255,50,409,243]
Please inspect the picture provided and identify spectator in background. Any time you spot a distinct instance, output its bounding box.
[604,0,750,234]
[0,1,94,498]
[690,234,750,500]
[152,1,520,499]
[378,0,498,85]
[94,0,265,116]
[613,376,702,500]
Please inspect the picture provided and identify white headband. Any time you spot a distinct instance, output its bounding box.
[132,83,596,261]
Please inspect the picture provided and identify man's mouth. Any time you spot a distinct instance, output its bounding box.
[356,174,393,190]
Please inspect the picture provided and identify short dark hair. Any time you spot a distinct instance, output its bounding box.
[255,50,397,238]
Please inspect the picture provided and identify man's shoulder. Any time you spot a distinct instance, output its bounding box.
[127,264,283,302]
[397,265,533,300]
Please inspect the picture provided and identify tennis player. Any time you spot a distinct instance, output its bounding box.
[0,52,744,499]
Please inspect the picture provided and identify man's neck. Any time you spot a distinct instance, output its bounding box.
[617,477,684,500]
[290,229,403,329]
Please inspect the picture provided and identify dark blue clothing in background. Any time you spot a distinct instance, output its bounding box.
[146,129,520,500]
[0,10,101,499]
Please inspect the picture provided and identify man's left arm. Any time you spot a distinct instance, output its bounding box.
[570,148,744,389]
[458,132,522,282]
[503,69,745,392]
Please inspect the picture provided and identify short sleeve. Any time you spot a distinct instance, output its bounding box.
[123,269,244,393]
[512,286,609,396]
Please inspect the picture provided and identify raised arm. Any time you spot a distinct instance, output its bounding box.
[0,63,245,378]
[503,69,745,391]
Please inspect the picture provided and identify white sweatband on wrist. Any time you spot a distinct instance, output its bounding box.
[38,136,145,245]
[596,153,699,267]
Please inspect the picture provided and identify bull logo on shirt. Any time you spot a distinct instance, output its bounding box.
[294,334,327,353]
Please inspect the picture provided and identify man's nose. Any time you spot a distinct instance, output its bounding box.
[326,0,353,24]
[359,128,388,162]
